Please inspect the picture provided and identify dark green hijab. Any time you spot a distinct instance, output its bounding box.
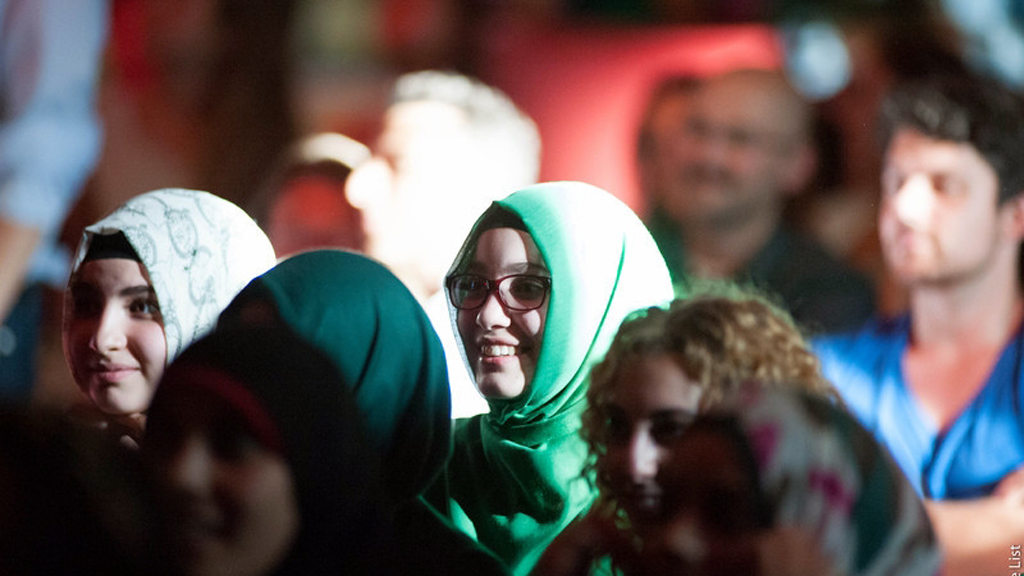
[442,182,674,575]
[220,250,451,500]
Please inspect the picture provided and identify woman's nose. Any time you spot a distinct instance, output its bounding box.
[345,156,393,211]
[475,291,512,329]
[628,428,660,483]
[90,306,127,353]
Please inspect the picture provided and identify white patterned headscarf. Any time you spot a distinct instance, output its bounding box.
[64,188,277,362]
[705,385,942,576]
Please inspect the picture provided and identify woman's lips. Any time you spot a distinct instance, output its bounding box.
[171,514,225,560]
[91,365,139,382]
[623,490,663,522]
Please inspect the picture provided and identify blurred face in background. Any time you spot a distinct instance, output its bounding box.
[146,375,299,576]
[642,423,763,576]
[599,353,703,533]
[267,173,364,256]
[347,101,494,301]
[663,71,813,232]
[879,127,1018,287]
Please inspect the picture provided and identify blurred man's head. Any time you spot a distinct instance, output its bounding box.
[636,75,702,212]
[877,74,1024,287]
[346,70,541,301]
[258,132,370,257]
[660,69,816,233]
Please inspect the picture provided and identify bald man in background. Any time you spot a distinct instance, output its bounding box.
[644,68,875,333]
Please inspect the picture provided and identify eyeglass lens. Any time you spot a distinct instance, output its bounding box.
[449,275,548,310]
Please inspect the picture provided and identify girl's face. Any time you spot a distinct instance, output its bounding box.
[601,354,703,531]
[642,426,762,576]
[455,227,549,399]
[146,380,299,576]
[65,258,167,415]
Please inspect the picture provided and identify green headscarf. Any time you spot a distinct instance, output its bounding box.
[220,250,451,500]
[442,182,674,575]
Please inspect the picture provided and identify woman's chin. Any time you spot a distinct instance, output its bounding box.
[474,373,527,401]
[93,389,149,417]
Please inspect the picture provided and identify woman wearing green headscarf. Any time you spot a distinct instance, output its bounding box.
[438,181,674,575]
[217,249,508,576]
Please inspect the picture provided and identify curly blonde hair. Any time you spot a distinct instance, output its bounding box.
[582,286,838,499]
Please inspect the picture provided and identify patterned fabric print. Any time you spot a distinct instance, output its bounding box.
[724,385,942,576]
[67,188,276,362]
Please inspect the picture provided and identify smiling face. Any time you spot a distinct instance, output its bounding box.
[455,227,549,400]
[64,258,167,416]
[879,127,1015,287]
[600,354,703,532]
[145,379,299,576]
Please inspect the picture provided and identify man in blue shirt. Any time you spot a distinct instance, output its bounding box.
[815,73,1024,575]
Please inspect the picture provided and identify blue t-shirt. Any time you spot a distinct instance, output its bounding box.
[814,314,1024,499]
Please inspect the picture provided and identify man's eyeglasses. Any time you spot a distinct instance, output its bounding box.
[446,274,551,311]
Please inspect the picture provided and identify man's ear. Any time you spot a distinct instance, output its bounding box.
[344,157,392,210]
[1001,192,1024,240]
[780,141,818,198]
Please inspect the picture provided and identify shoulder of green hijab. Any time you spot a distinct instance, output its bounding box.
[234,249,452,501]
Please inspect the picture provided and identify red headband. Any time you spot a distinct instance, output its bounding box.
[167,365,285,455]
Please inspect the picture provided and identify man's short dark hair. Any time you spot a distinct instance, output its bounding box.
[879,74,1024,204]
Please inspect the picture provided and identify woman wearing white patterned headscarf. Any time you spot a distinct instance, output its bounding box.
[648,384,942,576]
[62,188,276,446]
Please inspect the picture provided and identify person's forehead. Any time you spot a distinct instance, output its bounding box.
[694,75,802,134]
[649,90,694,133]
[467,228,545,270]
[74,258,150,286]
[374,102,473,175]
[885,127,987,168]
[609,354,702,411]
[380,102,468,145]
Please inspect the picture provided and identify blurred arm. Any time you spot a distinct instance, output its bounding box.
[926,495,1024,576]
[0,0,107,321]
[531,505,633,576]
[0,219,40,320]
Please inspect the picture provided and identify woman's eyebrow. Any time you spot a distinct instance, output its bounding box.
[120,285,156,298]
[522,262,549,275]
[68,279,96,295]
[650,409,697,423]
[464,261,550,276]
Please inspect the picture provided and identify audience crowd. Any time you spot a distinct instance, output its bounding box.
[2,3,1024,575]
